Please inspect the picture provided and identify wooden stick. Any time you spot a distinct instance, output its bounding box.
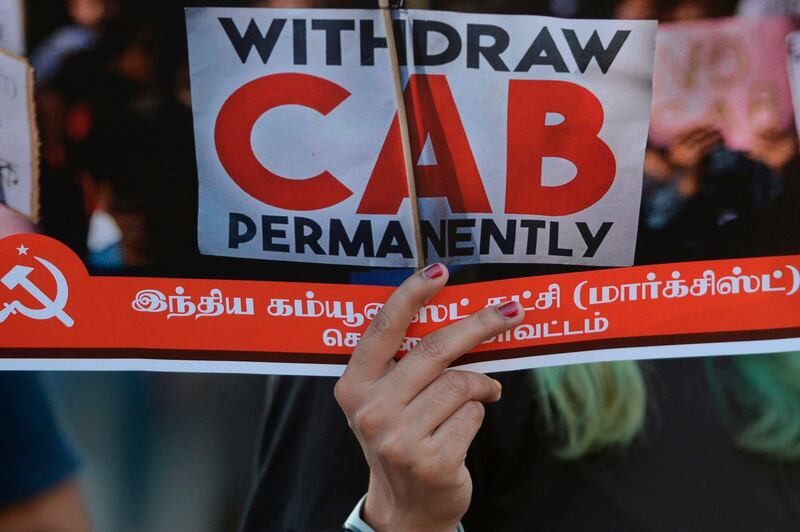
[378,0,426,270]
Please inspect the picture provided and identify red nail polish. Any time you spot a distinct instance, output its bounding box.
[498,301,519,318]
[422,263,444,280]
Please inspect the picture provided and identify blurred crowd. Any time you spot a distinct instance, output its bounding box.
[33,0,198,274]
[3,0,799,530]
[25,0,800,281]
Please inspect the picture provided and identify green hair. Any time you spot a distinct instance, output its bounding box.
[534,352,800,460]
[713,352,800,460]
[534,360,646,459]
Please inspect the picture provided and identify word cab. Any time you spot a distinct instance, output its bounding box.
[187,7,657,267]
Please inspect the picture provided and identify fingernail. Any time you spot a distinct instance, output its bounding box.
[497,301,520,318]
[422,263,444,280]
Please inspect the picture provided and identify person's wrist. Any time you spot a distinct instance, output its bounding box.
[363,490,460,532]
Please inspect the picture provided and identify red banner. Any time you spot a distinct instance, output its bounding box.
[0,233,798,375]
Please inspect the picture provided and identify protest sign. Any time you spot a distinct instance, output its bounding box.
[0,49,37,221]
[187,8,657,268]
[651,16,796,151]
[0,233,798,376]
[0,0,25,56]
[788,31,800,139]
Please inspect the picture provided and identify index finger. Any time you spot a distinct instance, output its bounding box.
[675,124,714,144]
[382,302,525,403]
[345,263,450,383]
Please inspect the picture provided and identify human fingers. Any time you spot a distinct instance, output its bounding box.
[685,125,718,144]
[693,126,722,144]
[403,370,501,437]
[693,131,723,155]
[382,302,523,403]
[344,263,449,384]
[429,400,487,465]
[752,127,782,141]
[673,124,711,145]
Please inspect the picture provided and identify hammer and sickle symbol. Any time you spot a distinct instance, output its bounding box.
[0,256,74,327]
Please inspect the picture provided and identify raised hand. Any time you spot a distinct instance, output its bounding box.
[335,264,524,531]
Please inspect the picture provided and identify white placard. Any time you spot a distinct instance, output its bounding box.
[187,8,656,267]
[788,31,800,139]
[0,49,37,220]
[0,0,25,56]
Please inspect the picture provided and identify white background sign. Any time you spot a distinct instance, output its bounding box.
[188,8,656,267]
[788,31,800,141]
[0,50,36,220]
[0,0,25,56]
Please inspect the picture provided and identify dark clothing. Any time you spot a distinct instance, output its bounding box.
[240,375,368,532]
[241,358,800,532]
[637,149,786,264]
[713,165,800,259]
[0,373,79,507]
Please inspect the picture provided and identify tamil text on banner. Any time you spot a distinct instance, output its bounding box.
[0,233,798,376]
[0,49,37,221]
[651,16,796,151]
[187,8,657,268]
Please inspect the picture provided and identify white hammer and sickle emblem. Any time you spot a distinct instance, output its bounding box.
[0,256,74,327]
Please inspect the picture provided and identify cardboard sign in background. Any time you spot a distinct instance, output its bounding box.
[651,17,796,151]
[187,8,656,268]
[0,49,37,221]
[788,31,800,140]
[0,0,25,56]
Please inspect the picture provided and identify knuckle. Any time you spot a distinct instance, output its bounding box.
[441,402,485,444]
[333,378,348,407]
[418,332,449,360]
[462,401,485,424]
[478,374,497,396]
[403,276,429,307]
[412,453,458,490]
[368,309,395,340]
[333,376,349,404]
[473,309,498,336]
[441,371,471,397]
[333,375,364,414]
[454,467,471,492]
[352,404,383,437]
[377,436,415,469]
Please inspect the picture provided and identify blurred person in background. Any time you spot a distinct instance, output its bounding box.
[737,0,800,17]
[432,0,551,14]
[614,0,660,18]
[87,111,196,274]
[34,0,117,261]
[0,372,90,532]
[633,0,800,263]
[31,0,115,87]
[661,0,733,19]
[250,0,320,6]
[37,11,197,273]
[715,127,800,256]
[0,205,91,532]
[24,5,273,531]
